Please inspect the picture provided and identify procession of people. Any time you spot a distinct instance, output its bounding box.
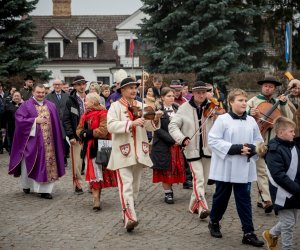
[1,69,300,249]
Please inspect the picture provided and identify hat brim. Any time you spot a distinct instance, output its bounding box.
[117,82,140,93]
[257,80,282,86]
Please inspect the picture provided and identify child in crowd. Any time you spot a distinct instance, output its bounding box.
[257,117,300,250]
[207,88,264,247]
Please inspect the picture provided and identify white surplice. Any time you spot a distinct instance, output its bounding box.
[208,113,263,183]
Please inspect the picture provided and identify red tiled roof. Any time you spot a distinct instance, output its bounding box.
[31,15,129,62]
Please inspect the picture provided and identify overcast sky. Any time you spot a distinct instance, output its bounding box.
[31,0,143,15]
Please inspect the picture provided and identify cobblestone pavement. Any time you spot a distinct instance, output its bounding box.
[0,151,299,250]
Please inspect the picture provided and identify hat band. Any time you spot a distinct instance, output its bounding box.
[170,85,183,89]
[192,86,207,91]
[73,78,86,84]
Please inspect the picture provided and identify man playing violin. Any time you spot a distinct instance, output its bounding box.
[169,81,216,219]
[247,77,293,213]
[107,77,163,232]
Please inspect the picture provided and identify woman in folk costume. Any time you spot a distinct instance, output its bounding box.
[151,87,185,204]
[107,77,163,232]
[207,89,264,247]
[76,93,117,211]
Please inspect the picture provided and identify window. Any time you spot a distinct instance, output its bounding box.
[97,76,110,85]
[64,77,75,85]
[125,39,139,57]
[82,42,94,58]
[48,43,61,58]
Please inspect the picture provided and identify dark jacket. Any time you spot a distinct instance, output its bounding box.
[19,87,32,101]
[151,103,178,170]
[63,89,83,141]
[46,90,69,138]
[265,137,300,210]
[3,101,22,144]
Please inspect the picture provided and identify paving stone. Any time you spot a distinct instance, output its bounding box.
[0,151,299,249]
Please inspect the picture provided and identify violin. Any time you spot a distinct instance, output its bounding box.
[203,98,226,118]
[128,106,157,120]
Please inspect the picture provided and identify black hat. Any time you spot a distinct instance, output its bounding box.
[72,75,88,85]
[257,77,282,86]
[24,75,35,81]
[117,77,140,93]
[192,81,209,91]
[170,80,183,89]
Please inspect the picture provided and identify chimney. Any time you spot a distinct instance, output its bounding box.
[52,0,71,16]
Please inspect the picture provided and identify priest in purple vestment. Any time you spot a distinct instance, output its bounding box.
[8,84,65,199]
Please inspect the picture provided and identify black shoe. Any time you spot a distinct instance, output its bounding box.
[242,233,264,247]
[0,148,3,154]
[164,192,174,204]
[208,221,222,238]
[75,186,84,195]
[23,188,30,194]
[183,180,193,189]
[40,193,53,199]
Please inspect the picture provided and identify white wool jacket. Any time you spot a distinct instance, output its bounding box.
[168,99,214,161]
[107,100,160,170]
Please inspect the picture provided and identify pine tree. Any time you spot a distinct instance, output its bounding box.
[138,0,267,85]
[0,0,50,81]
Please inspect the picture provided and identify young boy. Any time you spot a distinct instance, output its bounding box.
[258,117,300,250]
[207,88,264,247]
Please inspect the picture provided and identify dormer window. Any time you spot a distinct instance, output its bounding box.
[43,27,71,59]
[77,27,102,58]
[48,42,61,58]
[82,42,94,59]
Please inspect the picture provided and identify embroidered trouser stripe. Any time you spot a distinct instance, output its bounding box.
[116,169,135,222]
[188,160,209,215]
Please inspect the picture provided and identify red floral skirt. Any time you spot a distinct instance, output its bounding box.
[153,144,185,184]
[90,166,118,189]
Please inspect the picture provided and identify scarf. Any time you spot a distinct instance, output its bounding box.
[80,108,107,182]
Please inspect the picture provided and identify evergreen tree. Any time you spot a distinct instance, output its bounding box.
[138,0,267,85]
[0,0,50,81]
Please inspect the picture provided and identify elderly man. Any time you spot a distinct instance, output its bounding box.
[20,75,34,101]
[46,79,69,167]
[247,77,293,213]
[8,84,65,199]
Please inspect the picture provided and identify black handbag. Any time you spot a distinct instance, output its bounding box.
[95,146,112,166]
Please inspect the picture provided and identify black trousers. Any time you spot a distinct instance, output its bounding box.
[210,181,254,234]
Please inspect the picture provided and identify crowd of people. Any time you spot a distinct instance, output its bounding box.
[0,70,299,249]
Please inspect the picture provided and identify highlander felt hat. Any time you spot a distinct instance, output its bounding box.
[72,75,88,85]
[257,77,282,86]
[24,75,35,81]
[192,81,209,91]
[170,80,183,89]
[117,77,140,93]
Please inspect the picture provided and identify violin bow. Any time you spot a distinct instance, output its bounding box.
[141,66,145,118]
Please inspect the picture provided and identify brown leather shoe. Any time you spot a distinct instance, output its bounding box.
[200,209,210,219]
[126,220,139,232]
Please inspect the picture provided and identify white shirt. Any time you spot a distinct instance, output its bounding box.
[208,113,263,183]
